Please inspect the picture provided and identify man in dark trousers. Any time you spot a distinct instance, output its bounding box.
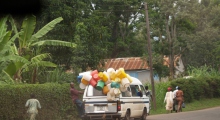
[145,85,153,115]
[145,86,153,100]
[70,82,84,117]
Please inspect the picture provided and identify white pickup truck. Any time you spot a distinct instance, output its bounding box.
[81,77,150,120]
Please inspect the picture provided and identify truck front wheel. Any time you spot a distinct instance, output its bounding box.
[141,108,147,120]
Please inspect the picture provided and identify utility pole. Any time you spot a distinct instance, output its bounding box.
[144,2,156,109]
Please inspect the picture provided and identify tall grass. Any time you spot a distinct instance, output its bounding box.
[146,81,171,112]
[187,65,220,78]
[38,67,76,83]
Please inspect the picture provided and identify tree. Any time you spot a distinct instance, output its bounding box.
[178,0,220,71]
[36,0,93,67]
[30,0,220,78]
[36,0,147,68]
[1,15,77,84]
[146,0,202,79]
[0,15,21,84]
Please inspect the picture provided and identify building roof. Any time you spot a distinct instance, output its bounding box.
[104,57,149,70]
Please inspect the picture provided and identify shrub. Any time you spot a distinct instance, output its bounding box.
[0,83,81,120]
[170,76,220,102]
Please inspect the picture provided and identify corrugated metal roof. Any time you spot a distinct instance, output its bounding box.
[104,57,149,70]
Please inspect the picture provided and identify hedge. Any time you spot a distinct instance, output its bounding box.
[170,76,220,102]
[0,83,81,120]
[1,77,220,120]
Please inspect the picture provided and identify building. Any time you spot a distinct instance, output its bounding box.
[103,57,158,84]
[163,55,185,78]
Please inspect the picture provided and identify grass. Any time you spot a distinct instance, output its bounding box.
[150,98,220,115]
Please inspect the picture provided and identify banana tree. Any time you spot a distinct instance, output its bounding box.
[3,15,76,83]
[0,16,23,84]
[0,16,13,84]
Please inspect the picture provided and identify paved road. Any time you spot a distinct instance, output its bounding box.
[146,107,220,120]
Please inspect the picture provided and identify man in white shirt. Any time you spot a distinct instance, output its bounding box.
[25,94,41,120]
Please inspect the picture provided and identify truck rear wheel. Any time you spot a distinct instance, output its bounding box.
[124,110,130,120]
[113,117,121,120]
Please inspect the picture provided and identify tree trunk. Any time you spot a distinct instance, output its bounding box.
[13,70,22,83]
[32,68,37,84]
[165,15,174,79]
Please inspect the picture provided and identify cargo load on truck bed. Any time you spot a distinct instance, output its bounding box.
[77,68,150,120]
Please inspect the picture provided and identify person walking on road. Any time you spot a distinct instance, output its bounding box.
[164,87,174,113]
[176,86,184,112]
[173,86,179,112]
[25,93,41,120]
[70,82,84,117]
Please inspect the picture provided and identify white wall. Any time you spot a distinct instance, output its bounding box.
[126,70,151,84]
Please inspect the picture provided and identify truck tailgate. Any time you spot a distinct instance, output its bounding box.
[84,97,119,113]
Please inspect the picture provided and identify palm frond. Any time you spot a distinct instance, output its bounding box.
[11,44,19,55]
[22,61,57,72]
[0,60,9,72]
[1,70,15,84]
[10,32,20,43]
[19,15,36,47]
[0,31,12,52]
[1,55,29,63]
[8,15,18,34]
[0,81,7,85]
[0,16,8,37]
[31,40,77,48]
[32,17,63,39]
[32,61,57,68]
[31,53,51,62]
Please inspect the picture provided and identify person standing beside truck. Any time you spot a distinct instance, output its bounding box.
[70,82,84,117]
[145,85,153,114]
[145,85,153,101]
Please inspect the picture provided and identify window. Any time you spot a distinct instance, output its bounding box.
[140,85,146,96]
[87,85,106,96]
[130,85,139,97]
[121,87,131,97]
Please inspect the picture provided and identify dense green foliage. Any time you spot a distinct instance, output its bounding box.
[171,77,220,102]
[0,15,76,84]
[33,0,220,79]
[147,76,220,109]
[1,0,220,118]
[1,76,220,119]
[0,66,219,119]
[37,67,76,84]
[150,65,220,108]
[36,0,148,71]
[0,83,81,120]
[2,0,220,82]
